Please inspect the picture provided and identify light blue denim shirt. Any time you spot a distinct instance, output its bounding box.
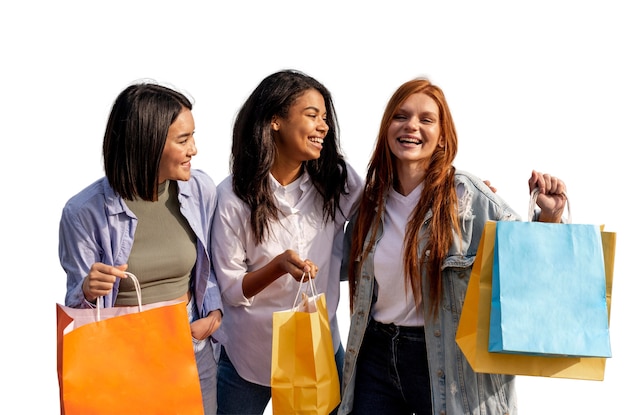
[340,170,524,415]
[59,169,223,339]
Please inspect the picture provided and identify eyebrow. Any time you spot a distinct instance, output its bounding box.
[303,105,322,112]
[396,107,438,118]
[175,131,194,139]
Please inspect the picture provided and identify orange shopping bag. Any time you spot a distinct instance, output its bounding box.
[271,276,341,415]
[56,272,204,415]
[456,221,616,380]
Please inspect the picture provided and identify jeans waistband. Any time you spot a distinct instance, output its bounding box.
[368,319,424,337]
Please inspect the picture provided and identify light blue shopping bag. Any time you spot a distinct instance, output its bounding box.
[489,192,611,358]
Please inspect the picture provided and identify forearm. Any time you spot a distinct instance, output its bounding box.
[242,258,285,298]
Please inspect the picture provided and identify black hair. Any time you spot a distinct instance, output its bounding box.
[231,69,349,243]
[103,82,192,201]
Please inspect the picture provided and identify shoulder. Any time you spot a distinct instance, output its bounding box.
[180,169,217,197]
[454,169,520,221]
[190,169,216,189]
[214,175,250,220]
[454,169,501,207]
[216,174,233,191]
[344,161,365,190]
[454,169,488,189]
[60,177,125,228]
[344,161,363,180]
[62,177,109,215]
[454,169,496,199]
[215,175,245,208]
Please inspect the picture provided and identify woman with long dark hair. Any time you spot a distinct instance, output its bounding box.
[211,69,363,414]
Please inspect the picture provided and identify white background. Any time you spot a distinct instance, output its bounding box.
[1,1,623,413]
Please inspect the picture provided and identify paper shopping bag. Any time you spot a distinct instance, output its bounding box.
[489,192,611,358]
[56,273,204,415]
[456,221,616,380]
[271,279,341,415]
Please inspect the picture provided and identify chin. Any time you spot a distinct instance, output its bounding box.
[307,151,322,161]
[175,173,191,181]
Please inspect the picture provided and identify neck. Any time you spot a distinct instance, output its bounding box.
[395,163,426,196]
[271,161,304,186]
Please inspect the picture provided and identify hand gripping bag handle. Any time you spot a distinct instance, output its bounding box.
[528,187,571,223]
[95,272,142,320]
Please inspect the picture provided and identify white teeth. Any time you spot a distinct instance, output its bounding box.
[399,138,421,144]
[309,137,323,144]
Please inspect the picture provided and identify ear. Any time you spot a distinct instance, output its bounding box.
[271,116,280,131]
[438,137,445,148]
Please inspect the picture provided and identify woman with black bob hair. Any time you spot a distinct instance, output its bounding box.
[59,81,223,414]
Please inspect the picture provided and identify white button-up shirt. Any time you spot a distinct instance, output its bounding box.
[211,165,362,385]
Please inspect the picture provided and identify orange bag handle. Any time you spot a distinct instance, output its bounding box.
[95,272,142,320]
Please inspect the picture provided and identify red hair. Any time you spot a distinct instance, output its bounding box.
[348,78,460,317]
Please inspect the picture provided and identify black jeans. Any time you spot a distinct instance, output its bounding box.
[350,320,432,415]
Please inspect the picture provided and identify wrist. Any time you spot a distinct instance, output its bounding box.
[538,211,562,223]
[82,278,97,303]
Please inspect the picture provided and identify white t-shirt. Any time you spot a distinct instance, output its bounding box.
[211,165,363,385]
[372,183,425,326]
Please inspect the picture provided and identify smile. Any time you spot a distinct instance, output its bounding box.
[398,136,422,145]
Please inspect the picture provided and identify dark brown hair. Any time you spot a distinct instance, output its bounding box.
[231,69,349,244]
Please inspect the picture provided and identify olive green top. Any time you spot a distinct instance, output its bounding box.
[116,180,197,306]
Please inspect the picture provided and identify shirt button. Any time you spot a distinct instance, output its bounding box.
[437,369,444,378]
[434,330,441,337]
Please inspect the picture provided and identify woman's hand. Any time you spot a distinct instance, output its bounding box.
[190,309,222,340]
[276,250,319,281]
[242,249,319,298]
[483,180,497,193]
[82,263,128,302]
[528,170,568,223]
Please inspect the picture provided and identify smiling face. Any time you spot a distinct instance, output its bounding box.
[387,92,444,169]
[271,88,329,167]
[158,107,197,183]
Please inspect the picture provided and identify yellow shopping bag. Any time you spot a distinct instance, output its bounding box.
[271,277,341,415]
[456,221,616,380]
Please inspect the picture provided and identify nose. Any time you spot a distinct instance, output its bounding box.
[406,116,420,131]
[188,137,198,156]
[317,118,329,135]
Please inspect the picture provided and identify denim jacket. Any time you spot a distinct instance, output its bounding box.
[339,170,523,415]
[59,169,223,343]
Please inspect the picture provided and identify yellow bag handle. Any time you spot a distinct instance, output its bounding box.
[291,271,317,309]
